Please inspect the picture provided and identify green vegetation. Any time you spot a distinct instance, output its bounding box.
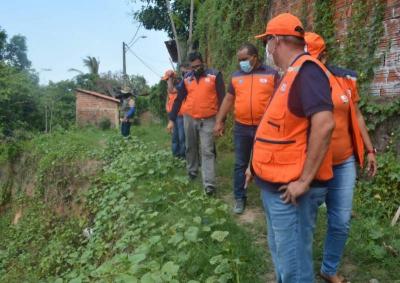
[0,126,267,282]
[1,125,399,282]
[1,1,399,282]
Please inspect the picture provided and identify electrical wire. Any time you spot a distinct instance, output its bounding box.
[127,22,142,47]
[125,45,161,78]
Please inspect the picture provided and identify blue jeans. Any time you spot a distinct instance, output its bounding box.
[321,155,356,276]
[233,122,257,200]
[121,121,131,137]
[172,115,185,158]
[256,177,327,283]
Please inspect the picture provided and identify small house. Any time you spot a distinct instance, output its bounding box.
[75,89,120,128]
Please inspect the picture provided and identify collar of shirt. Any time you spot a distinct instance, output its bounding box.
[289,52,309,67]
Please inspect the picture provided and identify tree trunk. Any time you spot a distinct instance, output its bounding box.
[49,104,53,133]
[187,0,194,55]
[45,105,48,133]
[165,0,182,64]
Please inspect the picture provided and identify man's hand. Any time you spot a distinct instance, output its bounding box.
[167,120,174,134]
[278,180,310,205]
[244,167,253,189]
[367,153,378,177]
[213,121,224,137]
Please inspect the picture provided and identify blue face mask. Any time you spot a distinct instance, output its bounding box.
[239,60,254,73]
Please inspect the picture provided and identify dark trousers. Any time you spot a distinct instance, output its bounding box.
[121,121,131,137]
[233,122,257,200]
[172,115,186,158]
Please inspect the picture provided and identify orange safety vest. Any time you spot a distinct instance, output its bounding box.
[330,70,365,167]
[181,71,219,119]
[166,90,183,116]
[231,66,276,125]
[252,54,333,183]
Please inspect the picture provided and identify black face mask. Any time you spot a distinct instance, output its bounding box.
[194,67,204,78]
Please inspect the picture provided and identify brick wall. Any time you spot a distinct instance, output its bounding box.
[270,0,400,97]
[76,92,119,128]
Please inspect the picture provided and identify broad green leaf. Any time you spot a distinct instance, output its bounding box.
[211,231,229,242]
[128,253,146,264]
[210,255,223,265]
[161,261,180,276]
[115,274,138,283]
[193,216,202,224]
[184,226,199,242]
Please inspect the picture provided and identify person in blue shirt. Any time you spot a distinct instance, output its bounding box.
[119,89,136,137]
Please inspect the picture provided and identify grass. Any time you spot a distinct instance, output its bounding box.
[138,122,400,282]
[1,123,399,282]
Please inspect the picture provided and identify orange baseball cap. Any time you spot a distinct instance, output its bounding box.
[161,69,175,80]
[255,13,304,40]
[304,32,326,58]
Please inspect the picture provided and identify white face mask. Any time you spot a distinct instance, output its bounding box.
[265,41,276,69]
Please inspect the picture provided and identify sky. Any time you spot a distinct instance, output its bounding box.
[0,0,172,86]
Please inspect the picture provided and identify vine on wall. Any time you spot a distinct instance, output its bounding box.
[313,0,338,61]
[194,0,270,76]
[194,0,397,138]
[312,0,398,132]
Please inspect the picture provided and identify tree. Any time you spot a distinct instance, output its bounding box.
[3,35,31,70]
[0,27,31,70]
[133,0,201,62]
[0,28,42,137]
[0,62,41,137]
[41,80,76,133]
[83,56,100,75]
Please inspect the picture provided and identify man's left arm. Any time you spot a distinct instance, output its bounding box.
[215,72,226,108]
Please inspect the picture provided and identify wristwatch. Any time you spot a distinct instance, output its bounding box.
[367,148,377,154]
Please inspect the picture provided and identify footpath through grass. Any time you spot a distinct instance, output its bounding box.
[139,124,400,282]
[132,124,400,282]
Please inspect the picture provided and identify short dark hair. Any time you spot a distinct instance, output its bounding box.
[188,51,203,62]
[179,62,190,69]
[238,43,259,57]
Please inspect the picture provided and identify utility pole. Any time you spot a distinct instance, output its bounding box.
[122,36,146,88]
[122,42,127,88]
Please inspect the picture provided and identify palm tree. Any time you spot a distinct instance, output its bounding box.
[68,56,100,75]
[83,56,100,75]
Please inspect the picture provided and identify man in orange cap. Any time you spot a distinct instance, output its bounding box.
[248,13,335,282]
[305,32,377,283]
[162,68,186,158]
[167,52,225,195]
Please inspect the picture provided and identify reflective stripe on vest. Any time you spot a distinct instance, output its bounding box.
[182,74,218,119]
[252,55,333,183]
[231,73,275,125]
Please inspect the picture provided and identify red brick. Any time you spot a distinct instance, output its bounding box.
[76,91,119,128]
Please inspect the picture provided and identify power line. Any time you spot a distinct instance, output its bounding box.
[127,22,142,47]
[125,45,161,78]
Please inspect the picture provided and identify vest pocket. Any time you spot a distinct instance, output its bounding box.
[252,142,304,183]
[274,151,299,164]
